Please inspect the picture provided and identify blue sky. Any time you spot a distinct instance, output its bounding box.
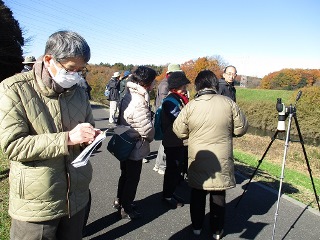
[4,0,320,77]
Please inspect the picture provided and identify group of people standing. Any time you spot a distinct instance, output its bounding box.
[106,63,247,239]
[0,29,247,240]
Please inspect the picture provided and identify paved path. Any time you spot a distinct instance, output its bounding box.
[84,104,320,240]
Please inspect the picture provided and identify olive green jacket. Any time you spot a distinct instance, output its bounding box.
[0,69,94,222]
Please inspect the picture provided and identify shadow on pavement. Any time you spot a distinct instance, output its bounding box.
[87,192,173,239]
[225,189,272,239]
[170,174,277,240]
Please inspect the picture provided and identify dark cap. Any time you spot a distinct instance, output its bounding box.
[168,71,190,90]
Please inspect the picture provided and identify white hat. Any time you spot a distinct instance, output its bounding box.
[166,63,183,74]
[22,56,36,64]
[113,72,120,77]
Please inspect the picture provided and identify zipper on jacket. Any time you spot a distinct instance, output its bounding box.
[58,93,72,218]
[66,171,71,218]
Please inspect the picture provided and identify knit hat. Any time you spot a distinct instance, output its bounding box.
[22,56,36,64]
[112,72,120,77]
[166,63,183,74]
[168,71,190,90]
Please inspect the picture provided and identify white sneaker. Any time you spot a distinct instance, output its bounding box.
[213,230,223,240]
[158,169,165,175]
[153,166,159,172]
[143,158,149,163]
[193,229,201,235]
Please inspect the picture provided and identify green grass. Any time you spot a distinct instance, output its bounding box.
[234,149,320,208]
[236,88,292,103]
[0,151,10,240]
[235,88,320,138]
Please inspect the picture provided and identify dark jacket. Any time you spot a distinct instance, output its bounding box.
[218,79,236,102]
[119,77,129,101]
[161,92,186,147]
[107,77,120,101]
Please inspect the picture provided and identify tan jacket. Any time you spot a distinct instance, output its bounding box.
[0,69,94,221]
[173,92,248,190]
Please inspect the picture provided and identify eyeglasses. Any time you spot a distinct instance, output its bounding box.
[225,72,237,77]
[56,60,88,77]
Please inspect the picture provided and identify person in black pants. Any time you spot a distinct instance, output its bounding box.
[163,146,188,206]
[173,70,248,239]
[161,71,190,208]
[113,66,156,220]
[116,160,142,214]
[190,189,226,237]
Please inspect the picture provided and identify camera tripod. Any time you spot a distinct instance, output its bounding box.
[235,91,319,239]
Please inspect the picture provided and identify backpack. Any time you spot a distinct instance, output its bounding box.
[104,83,110,98]
[154,97,180,140]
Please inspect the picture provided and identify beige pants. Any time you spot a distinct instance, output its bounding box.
[109,100,118,123]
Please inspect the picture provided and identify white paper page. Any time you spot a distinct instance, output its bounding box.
[71,130,107,168]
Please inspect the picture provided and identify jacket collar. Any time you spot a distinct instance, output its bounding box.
[126,81,150,103]
[219,78,234,87]
[195,88,217,98]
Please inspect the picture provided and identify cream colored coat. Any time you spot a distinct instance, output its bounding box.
[118,81,154,160]
[173,93,248,190]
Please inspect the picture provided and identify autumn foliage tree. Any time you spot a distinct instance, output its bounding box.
[260,68,320,90]
[86,56,230,102]
[86,65,117,103]
[181,56,225,84]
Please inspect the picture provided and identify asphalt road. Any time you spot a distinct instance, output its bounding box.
[83,104,320,240]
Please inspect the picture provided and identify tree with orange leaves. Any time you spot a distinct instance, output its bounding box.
[260,69,320,89]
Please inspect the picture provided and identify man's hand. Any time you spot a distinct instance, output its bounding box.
[67,123,102,145]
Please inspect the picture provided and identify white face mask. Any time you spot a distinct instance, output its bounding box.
[48,59,82,88]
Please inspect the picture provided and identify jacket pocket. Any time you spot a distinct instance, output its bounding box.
[18,169,25,199]
[18,166,67,201]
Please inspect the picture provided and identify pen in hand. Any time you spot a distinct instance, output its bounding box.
[68,122,101,145]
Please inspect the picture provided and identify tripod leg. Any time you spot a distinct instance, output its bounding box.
[235,130,279,208]
[272,114,293,240]
[293,115,320,211]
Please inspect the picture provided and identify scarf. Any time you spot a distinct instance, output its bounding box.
[171,90,189,105]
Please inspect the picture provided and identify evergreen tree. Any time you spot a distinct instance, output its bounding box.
[0,0,24,81]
